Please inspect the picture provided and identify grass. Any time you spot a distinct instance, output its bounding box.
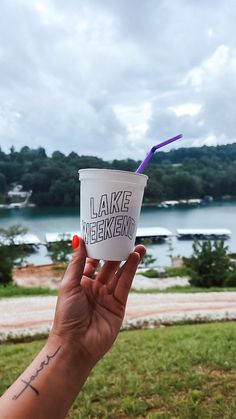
[132,285,236,294]
[0,284,57,298]
[138,266,191,278]
[1,283,236,298]
[0,322,236,418]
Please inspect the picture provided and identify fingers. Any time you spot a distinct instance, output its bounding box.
[61,237,87,287]
[133,244,147,260]
[106,245,146,292]
[96,245,146,287]
[96,261,121,285]
[113,251,141,305]
[84,258,100,278]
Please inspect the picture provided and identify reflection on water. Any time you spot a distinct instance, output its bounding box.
[0,202,235,266]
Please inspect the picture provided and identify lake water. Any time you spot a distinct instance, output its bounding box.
[0,201,236,266]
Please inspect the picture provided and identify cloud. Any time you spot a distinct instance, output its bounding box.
[0,0,236,159]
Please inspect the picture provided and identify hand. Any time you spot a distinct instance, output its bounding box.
[50,238,146,367]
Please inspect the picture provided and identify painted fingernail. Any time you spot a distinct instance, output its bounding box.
[72,235,80,250]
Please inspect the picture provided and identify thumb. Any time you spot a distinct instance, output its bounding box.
[61,237,87,288]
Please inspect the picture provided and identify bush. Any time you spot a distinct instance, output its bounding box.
[0,224,29,284]
[139,269,161,278]
[47,236,72,263]
[223,270,236,287]
[0,247,12,284]
[139,252,157,268]
[187,240,231,288]
[165,266,191,277]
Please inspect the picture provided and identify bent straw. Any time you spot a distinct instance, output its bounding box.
[135,134,183,173]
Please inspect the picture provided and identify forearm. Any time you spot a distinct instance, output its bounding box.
[0,336,93,419]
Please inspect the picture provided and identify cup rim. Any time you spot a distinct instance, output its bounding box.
[78,168,148,180]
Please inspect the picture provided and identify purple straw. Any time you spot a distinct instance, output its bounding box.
[135,134,183,173]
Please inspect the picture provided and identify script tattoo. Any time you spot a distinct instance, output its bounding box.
[12,346,61,400]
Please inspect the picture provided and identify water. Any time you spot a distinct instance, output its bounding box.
[0,202,236,266]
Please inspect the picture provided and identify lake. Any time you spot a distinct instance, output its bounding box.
[0,201,236,266]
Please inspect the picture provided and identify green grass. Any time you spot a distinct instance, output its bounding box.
[138,266,191,278]
[1,283,236,298]
[1,322,236,418]
[165,266,192,277]
[0,284,57,298]
[132,285,236,294]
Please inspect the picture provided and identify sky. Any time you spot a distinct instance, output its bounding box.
[0,0,236,160]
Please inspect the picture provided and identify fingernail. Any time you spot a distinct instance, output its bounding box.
[72,235,80,250]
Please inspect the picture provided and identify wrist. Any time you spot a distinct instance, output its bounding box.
[45,334,94,392]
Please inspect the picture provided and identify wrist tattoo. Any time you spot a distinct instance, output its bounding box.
[12,346,61,400]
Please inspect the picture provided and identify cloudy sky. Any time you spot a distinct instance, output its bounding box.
[0,0,236,160]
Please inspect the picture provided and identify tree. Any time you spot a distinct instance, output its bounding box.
[187,240,231,287]
[0,173,6,193]
[138,241,157,268]
[0,224,28,284]
[47,235,72,263]
[140,253,157,268]
[1,143,236,207]
[0,247,12,284]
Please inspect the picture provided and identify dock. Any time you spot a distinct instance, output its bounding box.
[45,232,75,245]
[177,228,231,240]
[0,227,231,249]
[45,227,173,246]
[0,233,41,247]
[158,198,203,208]
[136,227,172,242]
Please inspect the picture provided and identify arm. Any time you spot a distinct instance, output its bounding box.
[0,238,146,419]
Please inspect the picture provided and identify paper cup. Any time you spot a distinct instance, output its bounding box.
[79,169,148,261]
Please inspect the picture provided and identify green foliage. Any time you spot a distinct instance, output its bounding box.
[1,144,236,207]
[0,173,6,193]
[0,224,29,284]
[139,252,157,268]
[139,266,191,279]
[187,240,231,287]
[1,323,236,417]
[0,284,57,298]
[47,235,72,263]
[165,266,192,277]
[0,247,12,284]
[139,268,160,278]
[223,270,236,287]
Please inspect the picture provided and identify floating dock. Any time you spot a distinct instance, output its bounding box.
[177,228,231,240]
[136,227,172,242]
[0,233,41,247]
[45,232,75,245]
[45,227,173,246]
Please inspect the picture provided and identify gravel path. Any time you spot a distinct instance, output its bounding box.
[1,292,236,342]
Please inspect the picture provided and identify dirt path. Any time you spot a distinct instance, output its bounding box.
[1,292,236,342]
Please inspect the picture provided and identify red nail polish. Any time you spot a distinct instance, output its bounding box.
[72,235,80,250]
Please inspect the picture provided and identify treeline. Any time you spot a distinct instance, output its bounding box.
[0,143,236,207]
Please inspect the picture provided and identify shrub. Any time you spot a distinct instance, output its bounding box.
[139,253,157,268]
[0,224,28,285]
[187,240,231,288]
[165,266,191,277]
[223,270,236,287]
[47,235,72,263]
[0,247,12,284]
[139,269,161,278]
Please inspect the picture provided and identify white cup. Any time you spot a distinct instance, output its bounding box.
[79,169,148,261]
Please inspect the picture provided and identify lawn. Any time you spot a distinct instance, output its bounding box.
[0,322,236,418]
[0,284,57,298]
[133,285,236,294]
[1,283,236,299]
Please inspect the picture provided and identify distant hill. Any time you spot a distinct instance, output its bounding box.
[0,143,236,206]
